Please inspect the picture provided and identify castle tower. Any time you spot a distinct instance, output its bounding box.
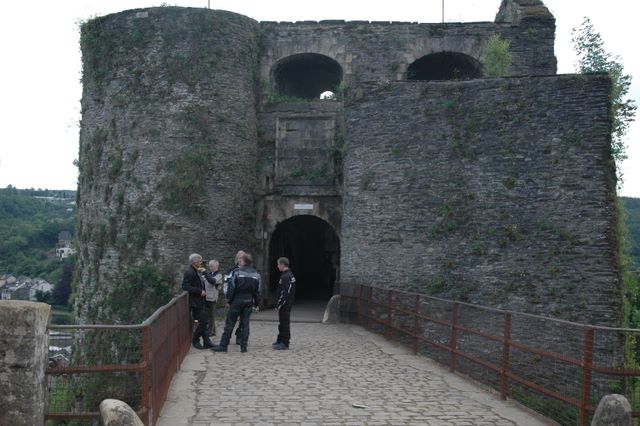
[76,7,259,322]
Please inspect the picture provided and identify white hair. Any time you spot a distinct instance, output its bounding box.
[189,253,202,264]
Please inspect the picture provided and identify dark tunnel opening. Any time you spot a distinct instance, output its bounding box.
[407,51,482,81]
[268,215,340,302]
[273,53,343,99]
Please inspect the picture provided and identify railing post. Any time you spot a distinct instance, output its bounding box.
[367,286,373,331]
[500,312,512,400]
[579,326,595,426]
[141,324,152,426]
[450,302,459,372]
[181,294,191,360]
[413,294,420,354]
[360,284,366,327]
[174,303,181,372]
[385,289,393,339]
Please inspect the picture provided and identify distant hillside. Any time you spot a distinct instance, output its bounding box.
[621,196,640,270]
[0,186,76,284]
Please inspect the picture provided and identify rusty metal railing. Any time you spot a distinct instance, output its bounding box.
[340,283,640,426]
[46,292,191,425]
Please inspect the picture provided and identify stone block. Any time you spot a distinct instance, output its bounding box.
[322,295,341,324]
[100,398,145,426]
[591,394,631,426]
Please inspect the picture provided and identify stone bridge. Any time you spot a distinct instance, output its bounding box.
[157,304,553,426]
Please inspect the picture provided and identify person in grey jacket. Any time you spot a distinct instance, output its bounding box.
[203,259,223,336]
[212,252,261,353]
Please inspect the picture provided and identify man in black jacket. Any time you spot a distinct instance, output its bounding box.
[273,257,296,350]
[182,253,214,349]
[212,252,261,353]
[223,250,245,344]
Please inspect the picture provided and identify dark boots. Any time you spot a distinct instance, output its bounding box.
[193,335,214,350]
[210,342,245,352]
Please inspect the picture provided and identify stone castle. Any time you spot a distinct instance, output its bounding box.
[75,0,620,326]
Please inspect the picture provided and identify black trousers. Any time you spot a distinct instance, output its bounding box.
[219,302,252,348]
[205,300,217,336]
[191,306,208,342]
[277,304,292,346]
[234,319,243,339]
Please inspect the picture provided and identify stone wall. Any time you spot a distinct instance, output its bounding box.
[258,7,555,91]
[341,74,619,326]
[75,7,260,323]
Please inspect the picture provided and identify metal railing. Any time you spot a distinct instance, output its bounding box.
[340,283,640,426]
[46,292,191,425]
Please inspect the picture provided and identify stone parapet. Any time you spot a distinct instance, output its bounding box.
[0,301,51,426]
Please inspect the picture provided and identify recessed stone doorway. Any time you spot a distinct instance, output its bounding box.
[268,215,340,303]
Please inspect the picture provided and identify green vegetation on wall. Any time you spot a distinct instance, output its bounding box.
[158,105,214,218]
[106,263,173,323]
[483,34,512,78]
[80,14,156,96]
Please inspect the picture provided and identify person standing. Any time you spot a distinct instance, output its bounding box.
[224,250,245,344]
[182,253,214,349]
[212,253,261,353]
[203,259,223,337]
[273,257,296,350]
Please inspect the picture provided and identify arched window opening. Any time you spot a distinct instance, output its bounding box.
[407,52,482,81]
[273,53,343,99]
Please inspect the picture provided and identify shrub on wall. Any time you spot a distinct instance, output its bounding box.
[158,146,209,219]
[107,264,173,323]
[483,34,512,78]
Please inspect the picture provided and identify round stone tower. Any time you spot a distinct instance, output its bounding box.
[75,7,259,322]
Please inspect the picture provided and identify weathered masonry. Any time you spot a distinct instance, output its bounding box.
[75,0,619,327]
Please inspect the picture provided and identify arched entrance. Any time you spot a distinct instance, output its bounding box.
[407,52,482,80]
[268,215,340,302]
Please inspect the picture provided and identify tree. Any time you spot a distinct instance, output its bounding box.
[53,262,74,306]
[571,17,637,183]
[483,34,512,78]
[35,290,51,304]
[0,187,75,283]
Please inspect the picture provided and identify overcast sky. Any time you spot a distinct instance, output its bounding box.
[0,0,638,197]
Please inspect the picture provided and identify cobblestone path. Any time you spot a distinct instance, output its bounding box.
[158,321,554,426]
